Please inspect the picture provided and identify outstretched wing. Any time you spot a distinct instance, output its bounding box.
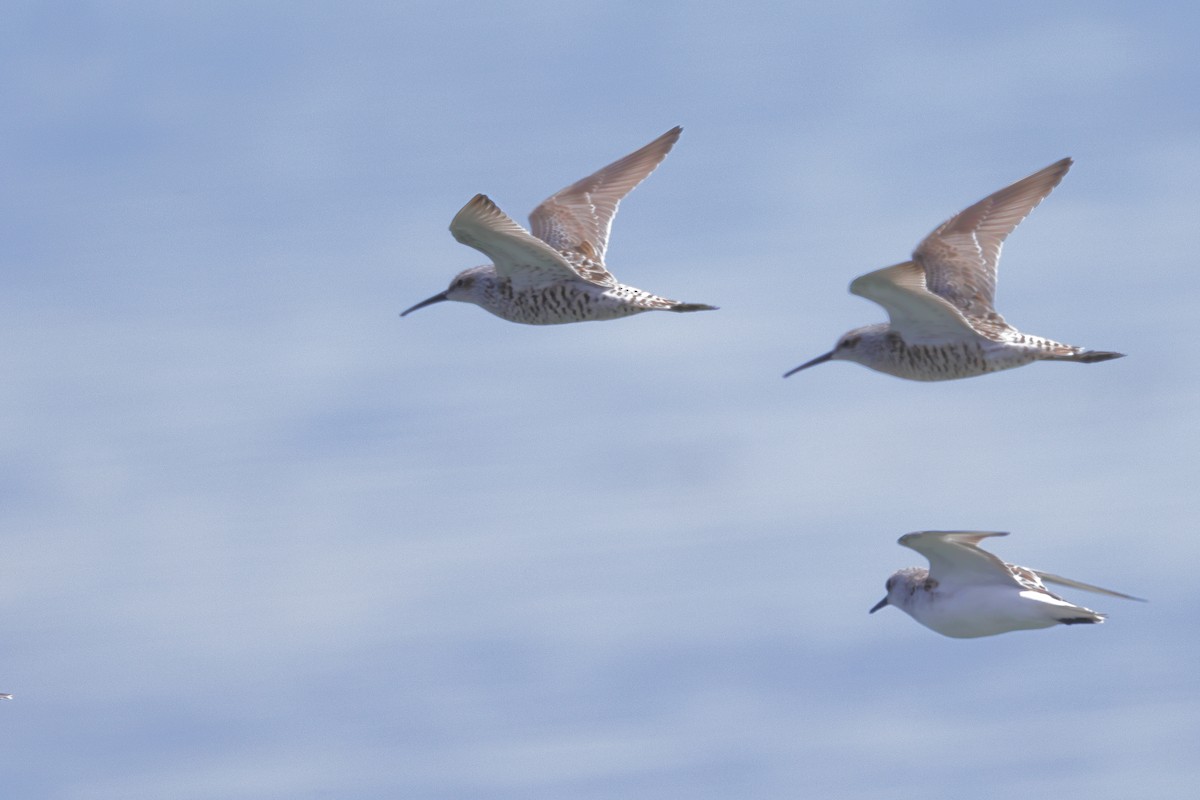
[898,531,1019,589]
[914,158,1072,318]
[450,194,591,290]
[1033,569,1146,602]
[529,126,682,273]
[850,261,983,343]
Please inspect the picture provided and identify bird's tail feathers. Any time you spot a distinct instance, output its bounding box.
[1043,349,1125,363]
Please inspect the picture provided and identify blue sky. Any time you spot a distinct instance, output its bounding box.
[2,2,1198,798]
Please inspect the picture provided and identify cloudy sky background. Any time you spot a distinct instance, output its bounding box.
[2,2,1198,798]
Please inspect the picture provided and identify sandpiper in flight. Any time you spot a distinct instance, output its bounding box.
[785,159,1124,380]
[870,531,1144,638]
[402,127,715,324]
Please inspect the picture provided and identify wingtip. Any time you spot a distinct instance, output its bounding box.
[652,126,683,150]
[652,126,683,149]
[451,193,492,223]
[898,530,1010,546]
[451,193,508,234]
[1046,157,1075,182]
[1035,157,1073,179]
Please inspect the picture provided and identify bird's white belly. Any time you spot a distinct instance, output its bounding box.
[911,587,1060,638]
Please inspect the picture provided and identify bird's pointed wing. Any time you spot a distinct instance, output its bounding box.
[914,158,1072,317]
[1032,570,1146,602]
[850,261,983,343]
[529,126,682,270]
[450,194,596,290]
[898,531,1019,589]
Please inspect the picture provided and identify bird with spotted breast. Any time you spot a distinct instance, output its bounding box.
[786,159,1124,380]
[402,127,716,325]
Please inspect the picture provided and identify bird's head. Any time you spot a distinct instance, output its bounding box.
[401,265,494,316]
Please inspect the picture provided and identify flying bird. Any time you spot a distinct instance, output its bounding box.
[402,127,716,324]
[786,159,1123,380]
[870,531,1143,638]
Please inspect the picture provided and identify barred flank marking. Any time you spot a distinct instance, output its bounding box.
[477,276,711,324]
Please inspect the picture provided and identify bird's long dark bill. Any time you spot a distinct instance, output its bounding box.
[783,351,833,378]
[400,291,449,317]
[869,597,889,614]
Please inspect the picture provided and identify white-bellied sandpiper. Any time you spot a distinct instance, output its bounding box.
[870,531,1143,638]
